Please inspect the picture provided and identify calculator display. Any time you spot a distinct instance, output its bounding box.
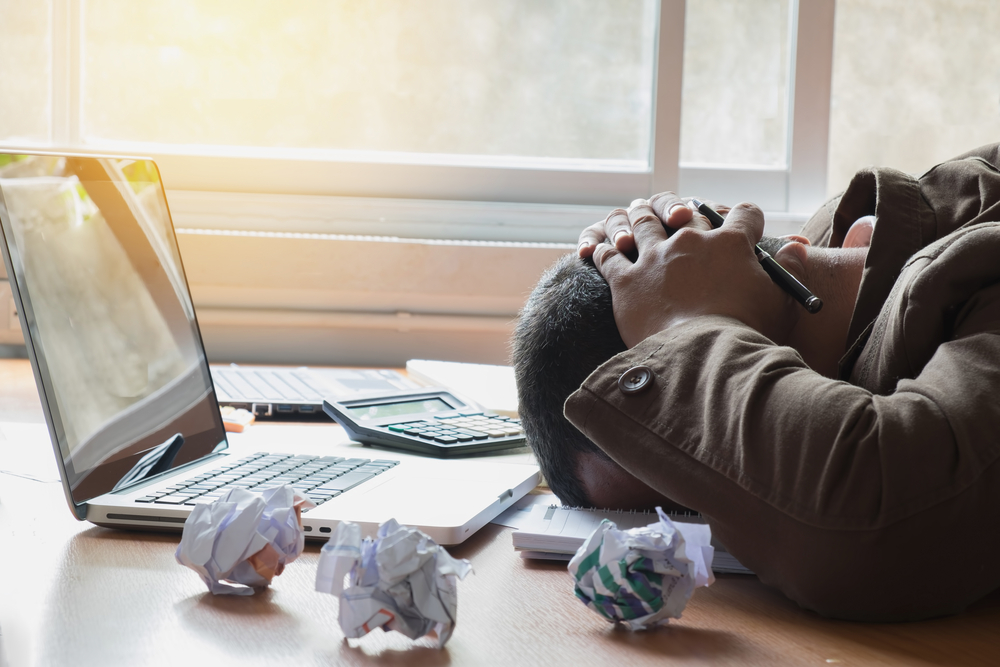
[346,397,452,421]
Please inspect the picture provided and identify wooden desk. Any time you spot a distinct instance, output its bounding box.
[2,358,999,667]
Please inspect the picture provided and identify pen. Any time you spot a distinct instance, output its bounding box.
[690,199,823,314]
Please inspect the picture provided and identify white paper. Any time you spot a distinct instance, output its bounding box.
[175,485,314,595]
[316,518,472,648]
[568,507,714,630]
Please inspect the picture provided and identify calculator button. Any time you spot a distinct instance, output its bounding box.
[434,435,458,444]
[403,428,424,436]
[387,425,407,432]
[451,434,474,442]
[486,430,507,438]
[418,432,438,440]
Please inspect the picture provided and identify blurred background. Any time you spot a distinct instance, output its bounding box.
[0,0,997,365]
[3,0,996,199]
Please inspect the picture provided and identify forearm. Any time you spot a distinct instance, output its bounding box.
[564,315,1000,531]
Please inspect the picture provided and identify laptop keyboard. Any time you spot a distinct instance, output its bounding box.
[213,368,325,403]
[134,452,399,511]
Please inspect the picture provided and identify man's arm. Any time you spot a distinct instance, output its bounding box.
[564,225,1000,621]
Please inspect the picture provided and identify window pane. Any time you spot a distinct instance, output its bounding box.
[0,0,51,144]
[828,0,1000,195]
[81,0,657,163]
[679,0,791,168]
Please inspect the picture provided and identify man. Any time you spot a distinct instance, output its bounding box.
[513,237,795,511]
[514,143,1000,621]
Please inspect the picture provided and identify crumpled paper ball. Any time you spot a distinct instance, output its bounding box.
[315,518,472,648]
[175,485,314,595]
[568,507,715,630]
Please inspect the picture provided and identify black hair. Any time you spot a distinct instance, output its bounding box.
[511,254,625,507]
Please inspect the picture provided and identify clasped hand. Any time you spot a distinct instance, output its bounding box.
[577,192,797,348]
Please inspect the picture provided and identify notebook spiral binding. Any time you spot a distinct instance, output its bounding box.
[543,504,706,523]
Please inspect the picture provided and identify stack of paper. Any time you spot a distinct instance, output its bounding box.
[405,359,519,417]
[512,504,753,575]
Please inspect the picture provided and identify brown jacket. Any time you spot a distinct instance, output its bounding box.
[565,144,1000,621]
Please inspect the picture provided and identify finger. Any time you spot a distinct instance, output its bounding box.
[627,201,668,249]
[603,208,636,253]
[720,202,766,248]
[649,192,698,230]
[577,220,609,257]
[591,241,631,282]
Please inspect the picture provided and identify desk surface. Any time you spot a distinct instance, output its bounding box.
[1,358,999,667]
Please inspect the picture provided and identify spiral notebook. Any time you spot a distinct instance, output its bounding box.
[512,504,753,575]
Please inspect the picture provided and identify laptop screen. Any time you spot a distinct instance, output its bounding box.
[0,154,227,507]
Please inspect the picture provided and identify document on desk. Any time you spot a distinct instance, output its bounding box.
[405,359,519,417]
[512,505,753,574]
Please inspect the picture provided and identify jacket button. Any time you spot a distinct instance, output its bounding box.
[618,365,653,395]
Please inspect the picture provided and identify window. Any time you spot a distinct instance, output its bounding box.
[2,0,835,233]
[0,0,832,365]
[6,1,993,365]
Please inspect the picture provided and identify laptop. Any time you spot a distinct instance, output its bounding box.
[0,151,539,545]
[210,363,419,417]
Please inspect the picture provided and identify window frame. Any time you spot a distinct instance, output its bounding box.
[40,0,834,222]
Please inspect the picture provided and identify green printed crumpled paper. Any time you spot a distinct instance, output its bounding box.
[568,507,715,629]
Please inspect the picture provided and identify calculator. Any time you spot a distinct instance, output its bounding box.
[322,388,526,457]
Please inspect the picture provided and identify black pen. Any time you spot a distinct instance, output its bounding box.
[690,199,823,314]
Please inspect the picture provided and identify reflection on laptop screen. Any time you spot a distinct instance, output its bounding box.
[0,154,227,504]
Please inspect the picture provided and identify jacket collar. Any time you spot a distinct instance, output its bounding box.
[834,167,934,380]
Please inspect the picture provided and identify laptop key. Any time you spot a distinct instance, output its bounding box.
[353,465,388,474]
[153,495,191,504]
[315,472,375,493]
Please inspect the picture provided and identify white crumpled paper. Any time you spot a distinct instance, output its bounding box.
[315,518,472,648]
[175,485,314,595]
[568,507,715,630]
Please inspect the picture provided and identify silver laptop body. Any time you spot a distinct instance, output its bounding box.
[0,151,539,544]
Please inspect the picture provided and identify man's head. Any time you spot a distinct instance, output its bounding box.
[512,229,862,509]
[512,253,679,509]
